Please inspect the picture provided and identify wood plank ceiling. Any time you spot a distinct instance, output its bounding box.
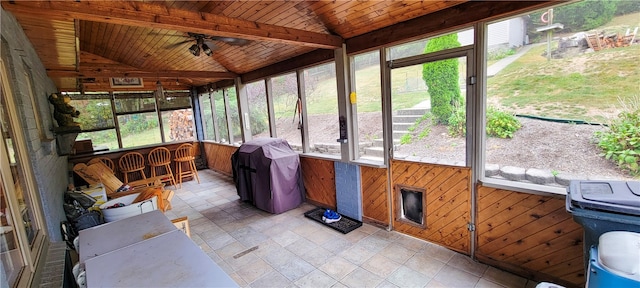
[2,1,549,93]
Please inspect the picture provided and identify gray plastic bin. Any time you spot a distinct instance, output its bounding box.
[566,180,640,272]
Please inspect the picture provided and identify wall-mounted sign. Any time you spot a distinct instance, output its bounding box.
[109,77,144,88]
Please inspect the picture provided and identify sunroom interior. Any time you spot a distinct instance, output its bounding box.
[2,0,639,287]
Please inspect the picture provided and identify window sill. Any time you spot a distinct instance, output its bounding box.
[351,158,386,168]
[300,153,342,162]
[480,177,567,197]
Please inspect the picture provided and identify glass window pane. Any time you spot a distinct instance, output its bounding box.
[392,55,468,166]
[77,129,118,151]
[70,99,114,130]
[213,90,229,143]
[484,3,639,185]
[200,93,215,141]
[245,81,270,139]
[271,73,301,151]
[226,88,242,145]
[159,91,190,110]
[117,112,161,148]
[162,109,195,142]
[388,28,474,60]
[114,95,156,114]
[353,51,383,161]
[305,62,341,156]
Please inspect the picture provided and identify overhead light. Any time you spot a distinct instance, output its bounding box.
[201,43,213,56]
[188,44,200,56]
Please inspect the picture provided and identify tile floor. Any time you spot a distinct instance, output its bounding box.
[164,169,539,288]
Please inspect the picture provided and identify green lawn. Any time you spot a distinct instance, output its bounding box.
[488,44,639,122]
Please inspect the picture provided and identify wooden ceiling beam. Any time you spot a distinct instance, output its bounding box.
[2,1,343,49]
[47,69,237,79]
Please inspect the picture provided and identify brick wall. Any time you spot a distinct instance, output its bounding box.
[2,8,70,241]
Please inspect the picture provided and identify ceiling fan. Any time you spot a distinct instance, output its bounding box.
[166,32,250,56]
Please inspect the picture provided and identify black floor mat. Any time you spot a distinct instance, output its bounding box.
[304,207,362,234]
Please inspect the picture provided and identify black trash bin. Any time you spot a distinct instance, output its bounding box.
[566,180,640,272]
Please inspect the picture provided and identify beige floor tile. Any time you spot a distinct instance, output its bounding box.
[341,267,384,288]
[405,252,446,278]
[271,230,301,247]
[338,243,377,265]
[319,256,358,280]
[475,278,507,288]
[483,267,528,288]
[433,265,481,288]
[424,242,457,263]
[249,270,292,288]
[376,280,400,288]
[378,243,417,264]
[285,236,320,257]
[299,245,334,267]
[294,269,337,288]
[236,258,274,284]
[274,257,315,282]
[386,266,431,287]
[448,253,489,277]
[361,254,401,278]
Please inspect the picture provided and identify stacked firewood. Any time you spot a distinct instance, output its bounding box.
[586,30,636,51]
[168,110,194,141]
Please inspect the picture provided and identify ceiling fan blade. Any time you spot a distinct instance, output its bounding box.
[210,36,250,46]
[164,39,193,49]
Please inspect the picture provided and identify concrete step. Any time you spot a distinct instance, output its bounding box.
[393,130,410,139]
[372,138,400,147]
[396,107,430,116]
[364,146,384,158]
[392,115,423,124]
[393,122,414,131]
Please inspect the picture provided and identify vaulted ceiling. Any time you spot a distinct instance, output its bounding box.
[1,1,552,93]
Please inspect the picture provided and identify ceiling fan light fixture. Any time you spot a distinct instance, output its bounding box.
[188,44,200,56]
[201,43,213,56]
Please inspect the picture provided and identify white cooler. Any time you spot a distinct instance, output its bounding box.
[99,193,158,222]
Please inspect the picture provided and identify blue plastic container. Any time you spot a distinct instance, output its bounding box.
[587,246,640,288]
[566,180,640,272]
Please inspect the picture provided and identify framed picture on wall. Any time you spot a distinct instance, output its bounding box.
[109,77,144,88]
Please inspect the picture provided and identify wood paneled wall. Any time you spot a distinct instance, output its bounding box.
[391,160,471,254]
[202,142,238,176]
[476,186,584,288]
[361,166,389,226]
[300,157,336,209]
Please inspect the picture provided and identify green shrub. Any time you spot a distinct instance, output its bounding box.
[595,109,640,176]
[486,107,521,138]
[418,127,431,140]
[447,103,466,137]
[422,34,461,124]
[400,134,413,145]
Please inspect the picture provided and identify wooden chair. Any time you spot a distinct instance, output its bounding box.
[87,157,115,173]
[148,147,176,187]
[73,161,174,212]
[118,152,147,183]
[171,216,191,238]
[174,143,200,188]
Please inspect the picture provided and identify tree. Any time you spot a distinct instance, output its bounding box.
[422,34,461,124]
[530,0,618,33]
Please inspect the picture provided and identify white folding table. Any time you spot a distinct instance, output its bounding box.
[78,210,176,263]
[84,229,238,287]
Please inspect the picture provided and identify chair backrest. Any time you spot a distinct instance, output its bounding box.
[87,157,115,173]
[73,162,123,194]
[118,152,146,172]
[174,143,194,161]
[148,147,171,166]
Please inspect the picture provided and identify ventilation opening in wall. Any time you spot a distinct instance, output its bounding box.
[395,185,426,228]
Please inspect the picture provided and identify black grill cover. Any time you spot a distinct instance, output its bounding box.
[231,138,305,214]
